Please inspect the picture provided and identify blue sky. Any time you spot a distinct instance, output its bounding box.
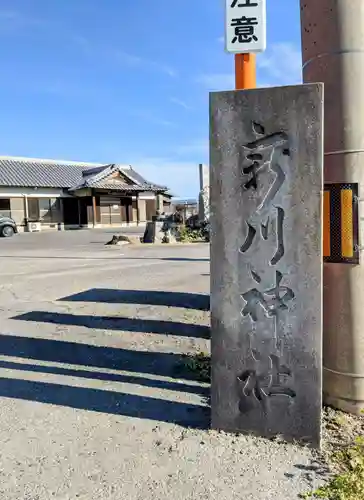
[0,0,302,197]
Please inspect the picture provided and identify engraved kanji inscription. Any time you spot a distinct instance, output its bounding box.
[240,206,285,265]
[243,153,262,190]
[237,349,296,412]
[240,222,256,252]
[241,270,295,322]
[242,125,290,212]
[237,121,297,412]
[270,207,284,265]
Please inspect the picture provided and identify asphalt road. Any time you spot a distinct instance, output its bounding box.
[0,230,322,500]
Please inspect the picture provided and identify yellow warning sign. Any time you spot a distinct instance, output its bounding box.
[323,183,359,264]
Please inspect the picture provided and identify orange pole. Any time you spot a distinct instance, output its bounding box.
[235,53,256,90]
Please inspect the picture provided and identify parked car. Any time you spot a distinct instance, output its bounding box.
[0,215,18,237]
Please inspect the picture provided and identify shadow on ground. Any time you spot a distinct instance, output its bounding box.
[121,257,210,262]
[0,376,209,428]
[0,256,129,260]
[0,334,206,381]
[285,460,331,489]
[7,287,211,427]
[0,334,210,428]
[59,289,210,311]
[12,311,210,339]
[0,257,209,262]
[0,360,208,396]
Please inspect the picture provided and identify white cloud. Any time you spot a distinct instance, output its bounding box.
[0,9,46,32]
[175,139,208,157]
[113,49,142,66]
[0,10,19,20]
[150,61,177,78]
[73,36,177,77]
[128,141,207,198]
[257,42,302,85]
[0,74,113,102]
[197,43,302,91]
[132,140,209,196]
[196,73,234,91]
[71,35,90,51]
[130,110,176,128]
[0,12,177,78]
[132,157,200,198]
[169,97,192,110]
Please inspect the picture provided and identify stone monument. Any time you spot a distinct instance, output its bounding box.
[142,217,179,244]
[143,220,165,243]
[210,84,324,447]
[198,163,210,223]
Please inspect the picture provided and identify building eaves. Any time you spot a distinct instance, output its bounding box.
[0,156,169,193]
[86,181,147,191]
[0,158,89,188]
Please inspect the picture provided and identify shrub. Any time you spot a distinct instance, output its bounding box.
[303,432,364,499]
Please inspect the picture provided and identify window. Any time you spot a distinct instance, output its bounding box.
[0,198,11,218]
[39,198,52,222]
[28,198,40,221]
[39,198,50,211]
[48,198,60,223]
[27,198,60,223]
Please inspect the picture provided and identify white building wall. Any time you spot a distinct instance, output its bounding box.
[0,187,71,198]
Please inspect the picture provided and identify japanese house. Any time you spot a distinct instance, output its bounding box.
[0,156,171,231]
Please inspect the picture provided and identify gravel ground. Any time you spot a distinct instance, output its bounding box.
[0,231,326,499]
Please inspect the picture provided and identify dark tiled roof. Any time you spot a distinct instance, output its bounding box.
[127,168,152,186]
[119,167,167,192]
[87,181,148,191]
[0,158,89,188]
[0,157,167,193]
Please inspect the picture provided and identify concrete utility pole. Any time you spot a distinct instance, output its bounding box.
[300,0,364,414]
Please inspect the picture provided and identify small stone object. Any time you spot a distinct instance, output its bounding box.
[162,228,177,244]
[198,164,210,224]
[143,219,178,244]
[142,222,155,243]
[105,234,133,246]
[143,221,165,243]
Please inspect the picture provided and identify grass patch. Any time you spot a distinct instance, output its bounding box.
[303,408,364,499]
[303,438,364,499]
[178,226,206,243]
[182,352,210,382]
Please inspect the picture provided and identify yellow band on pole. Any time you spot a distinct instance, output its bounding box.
[323,190,331,258]
[341,189,354,258]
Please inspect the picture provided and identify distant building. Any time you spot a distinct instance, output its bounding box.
[171,198,198,220]
[0,156,171,231]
